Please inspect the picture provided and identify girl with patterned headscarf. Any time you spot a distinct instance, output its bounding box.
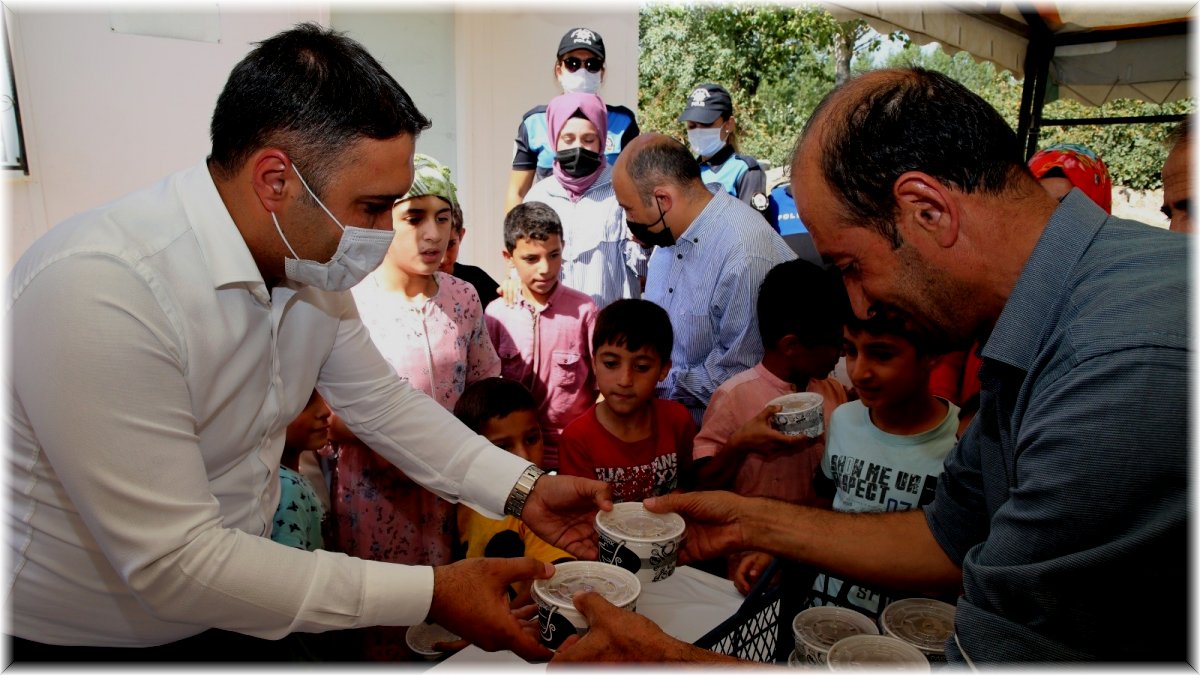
[521,92,644,309]
[1028,142,1113,213]
[327,154,500,661]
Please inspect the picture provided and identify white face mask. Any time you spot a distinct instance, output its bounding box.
[271,162,394,292]
[559,68,601,95]
[687,126,727,159]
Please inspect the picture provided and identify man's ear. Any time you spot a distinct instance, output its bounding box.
[893,171,958,249]
[652,186,672,213]
[251,149,291,213]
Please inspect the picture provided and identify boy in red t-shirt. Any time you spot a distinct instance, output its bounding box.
[557,299,695,502]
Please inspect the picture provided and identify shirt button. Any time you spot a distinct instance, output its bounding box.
[668,288,673,293]
[676,254,683,259]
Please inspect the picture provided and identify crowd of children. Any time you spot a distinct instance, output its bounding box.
[266,26,1142,663]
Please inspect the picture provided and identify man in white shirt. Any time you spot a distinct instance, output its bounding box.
[6,23,609,661]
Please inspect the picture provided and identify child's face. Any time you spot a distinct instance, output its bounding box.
[593,342,670,417]
[503,235,563,303]
[388,195,453,277]
[285,391,331,454]
[480,410,544,466]
[843,326,934,411]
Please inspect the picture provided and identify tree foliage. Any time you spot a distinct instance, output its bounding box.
[638,3,1192,190]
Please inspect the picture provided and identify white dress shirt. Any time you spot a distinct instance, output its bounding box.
[5,160,530,646]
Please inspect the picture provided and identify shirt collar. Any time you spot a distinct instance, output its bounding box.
[981,189,1107,372]
[752,362,796,393]
[676,184,728,244]
[179,160,268,292]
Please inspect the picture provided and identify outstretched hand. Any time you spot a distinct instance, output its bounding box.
[429,557,556,661]
[549,591,736,664]
[728,405,817,455]
[521,473,613,560]
[643,491,754,565]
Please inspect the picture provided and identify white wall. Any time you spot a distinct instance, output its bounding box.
[2,4,640,282]
[3,7,328,270]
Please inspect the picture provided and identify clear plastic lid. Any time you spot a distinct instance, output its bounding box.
[405,622,459,655]
[595,502,685,542]
[768,391,823,411]
[826,635,931,670]
[878,598,955,653]
[793,607,879,649]
[533,560,641,609]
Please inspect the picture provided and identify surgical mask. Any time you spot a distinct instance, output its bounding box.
[555,147,603,178]
[687,126,726,158]
[559,68,601,95]
[271,163,394,292]
[626,199,675,248]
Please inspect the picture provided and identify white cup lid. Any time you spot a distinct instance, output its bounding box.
[793,606,879,648]
[879,598,956,653]
[826,635,931,669]
[768,391,823,411]
[533,560,641,609]
[596,502,685,541]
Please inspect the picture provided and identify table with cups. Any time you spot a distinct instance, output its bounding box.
[424,498,959,670]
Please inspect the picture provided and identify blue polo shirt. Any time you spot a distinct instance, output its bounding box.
[698,143,767,215]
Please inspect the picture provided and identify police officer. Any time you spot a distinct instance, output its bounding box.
[678,83,768,217]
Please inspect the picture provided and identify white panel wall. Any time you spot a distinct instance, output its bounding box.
[3,7,326,270]
[454,9,639,281]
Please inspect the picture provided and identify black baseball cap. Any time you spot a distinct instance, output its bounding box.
[678,83,733,124]
[558,27,605,60]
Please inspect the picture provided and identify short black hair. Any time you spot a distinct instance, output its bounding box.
[803,68,1024,247]
[504,201,563,251]
[453,377,537,434]
[450,201,465,234]
[757,260,850,349]
[845,313,933,356]
[592,299,673,362]
[623,135,703,206]
[209,23,431,197]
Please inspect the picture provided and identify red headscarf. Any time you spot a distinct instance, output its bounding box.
[1028,143,1113,213]
[546,92,608,201]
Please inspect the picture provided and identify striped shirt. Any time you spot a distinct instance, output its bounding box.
[926,190,1189,662]
[524,166,645,308]
[644,186,796,425]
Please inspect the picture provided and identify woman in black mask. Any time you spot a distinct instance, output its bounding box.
[521,92,644,308]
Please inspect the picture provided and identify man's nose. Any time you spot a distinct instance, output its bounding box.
[845,279,872,320]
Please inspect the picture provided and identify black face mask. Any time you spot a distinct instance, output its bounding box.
[555,147,603,178]
[626,198,675,248]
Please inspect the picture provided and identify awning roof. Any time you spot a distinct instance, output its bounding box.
[824,1,1194,107]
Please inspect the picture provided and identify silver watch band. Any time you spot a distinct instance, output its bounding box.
[504,464,545,518]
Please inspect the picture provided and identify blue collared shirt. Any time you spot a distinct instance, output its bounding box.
[925,190,1189,662]
[644,186,796,425]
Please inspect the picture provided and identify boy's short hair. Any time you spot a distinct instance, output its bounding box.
[503,201,563,251]
[450,202,464,234]
[453,377,537,434]
[592,299,673,362]
[757,259,851,349]
[845,313,935,356]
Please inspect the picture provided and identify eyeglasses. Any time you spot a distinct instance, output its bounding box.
[560,56,604,74]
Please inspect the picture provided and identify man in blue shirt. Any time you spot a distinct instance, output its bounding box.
[611,133,794,427]
[552,68,1188,665]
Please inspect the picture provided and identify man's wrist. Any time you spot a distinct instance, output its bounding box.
[503,464,545,518]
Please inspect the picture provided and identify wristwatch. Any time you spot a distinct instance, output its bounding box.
[504,464,545,518]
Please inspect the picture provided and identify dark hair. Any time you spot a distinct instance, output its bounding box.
[592,299,673,362]
[803,68,1025,247]
[623,135,703,206]
[845,313,932,356]
[757,260,850,349]
[450,201,465,234]
[209,23,431,197]
[1166,116,1191,151]
[504,201,563,251]
[453,377,537,434]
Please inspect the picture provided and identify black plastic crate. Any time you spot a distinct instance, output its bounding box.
[693,559,815,664]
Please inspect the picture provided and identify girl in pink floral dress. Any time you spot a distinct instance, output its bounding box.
[328,154,499,660]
